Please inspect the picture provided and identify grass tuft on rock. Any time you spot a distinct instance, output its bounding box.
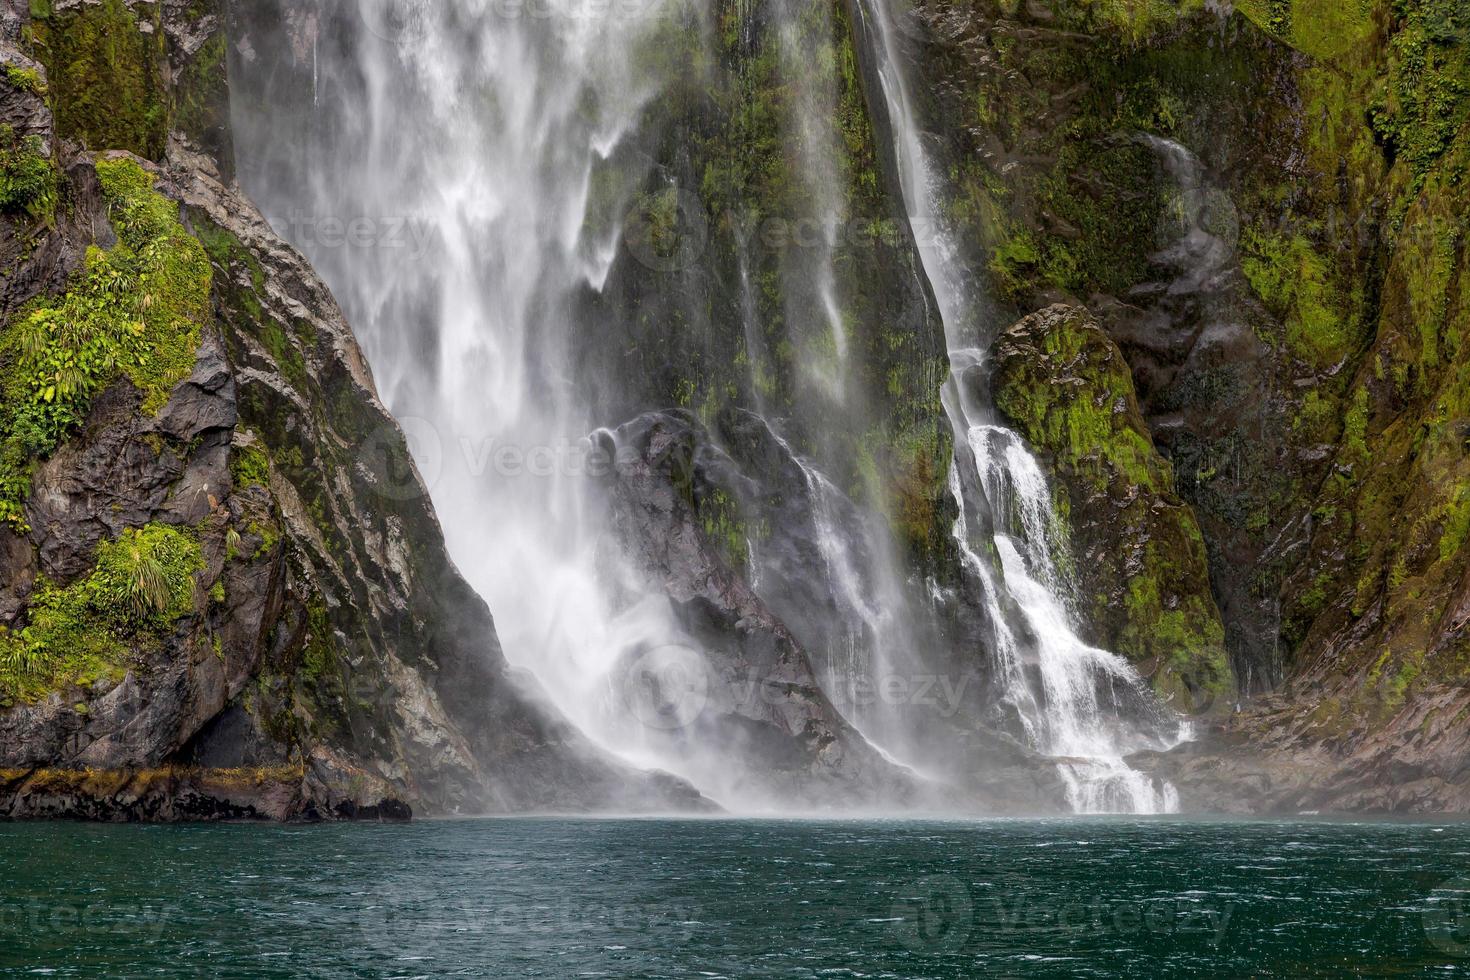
[0,523,203,704]
[0,124,56,220]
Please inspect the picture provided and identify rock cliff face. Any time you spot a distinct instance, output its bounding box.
[908,0,1470,811]
[0,0,706,819]
[601,409,1072,811]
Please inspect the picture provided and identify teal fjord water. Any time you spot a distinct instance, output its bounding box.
[4,818,1469,977]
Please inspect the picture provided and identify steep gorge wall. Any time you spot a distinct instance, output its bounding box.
[2,0,1465,818]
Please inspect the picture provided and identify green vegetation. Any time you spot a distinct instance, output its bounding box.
[1369,0,1470,178]
[171,26,229,151]
[993,314,1169,495]
[229,438,271,490]
[1242,229,1363,368]
[0,523,203,704]
[617,0,951,541]
[696,487,750,570]
[0,157,211,526]
[26,0,169,159]
[992,308,1231,699]
[2,62,46,96]
[886,422,954,569]
[1075,0,1208,44]
[1243,0,1470,696]
[0,124,56,220]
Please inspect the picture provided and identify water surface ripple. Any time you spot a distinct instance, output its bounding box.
[4,818,1468,976]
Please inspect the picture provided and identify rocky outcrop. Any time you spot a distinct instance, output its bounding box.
[602,409,1072,812]
[1134,679,1470,815]
[602,410,927,806]
[988,304,1231,706]
[570,0,956,577]
[0,0,707,820]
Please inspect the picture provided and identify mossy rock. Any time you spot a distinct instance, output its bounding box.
[0,155,211,527]
[989,304,1233,703]
[0,522,203,704]
[26,0,170,159]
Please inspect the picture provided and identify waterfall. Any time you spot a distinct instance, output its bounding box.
[230,0,1186,814]
[852,0,1187,813]
[232,0,773,804]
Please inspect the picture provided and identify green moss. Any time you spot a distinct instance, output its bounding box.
[1377,654,1424,710]
[0,157,211,526]
[887,422,953,567]
[255,317,308,391]
[1074,0,1208,44]
[988,231,1041,301]
[0,124,56,220]
[300,602,338,688]
[1242,229,1362,368]
[1368,0,1470,177]
[1438,489,1470,563]
[992,308,1230,698]
[229,439,271,490]
[0,523,203,704]
[1120,571,1230,699]
[696,487,750,570]
[994,315,1169,495]
[27,0,169,158]
[296,600,352,736]
[1342,386,1371,459]
[171,25,229,150]
[246,518,279,559]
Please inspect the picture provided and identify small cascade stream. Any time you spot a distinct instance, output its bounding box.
[854,0,1187,812]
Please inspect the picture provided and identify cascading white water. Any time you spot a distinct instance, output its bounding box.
[234,0,1190,814]
[232,0,805,805]
[854,0,1187,813]
[234,0,954,809]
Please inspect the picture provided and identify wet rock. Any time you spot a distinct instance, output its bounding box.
[988,304,1232,705]
[602,410,928,807]
[602,409,1070,812]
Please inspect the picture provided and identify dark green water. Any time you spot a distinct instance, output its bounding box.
[3,817,1469,977]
